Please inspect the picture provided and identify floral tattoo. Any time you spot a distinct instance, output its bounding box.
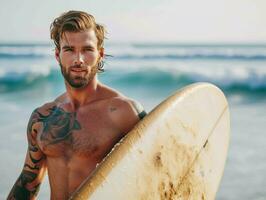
[36,106,81,146]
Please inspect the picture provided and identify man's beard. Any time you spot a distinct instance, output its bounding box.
[59,60,98,89]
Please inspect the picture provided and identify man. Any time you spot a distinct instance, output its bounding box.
[8,10,146,200]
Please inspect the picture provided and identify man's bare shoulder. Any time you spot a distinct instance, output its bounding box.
[107,95,147,134]
[31,93,66,116]
[108,97,144,115]
[99,84,144,111]
[98,84,124,99]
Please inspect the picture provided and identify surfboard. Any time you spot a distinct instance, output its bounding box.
[69,82,230,200]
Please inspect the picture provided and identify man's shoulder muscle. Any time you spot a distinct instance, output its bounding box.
[34,99,60,114]
[108,97,146,133]
[27,101,58,134]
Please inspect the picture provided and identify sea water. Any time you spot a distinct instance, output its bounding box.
[1,43,266,199]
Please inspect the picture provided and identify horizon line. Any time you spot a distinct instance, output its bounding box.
[0,41,266,47]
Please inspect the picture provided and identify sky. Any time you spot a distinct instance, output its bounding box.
[0,0,266,43]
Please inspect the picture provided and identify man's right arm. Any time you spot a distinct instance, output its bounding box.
[7,109,46,200]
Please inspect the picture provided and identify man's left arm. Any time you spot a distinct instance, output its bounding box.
[130,100,147,120]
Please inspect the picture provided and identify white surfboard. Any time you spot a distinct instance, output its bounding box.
[70,82,230,200]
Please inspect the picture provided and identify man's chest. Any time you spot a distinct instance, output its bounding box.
[35,106,122,159]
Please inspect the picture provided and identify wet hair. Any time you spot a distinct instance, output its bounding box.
[50,10,106,50]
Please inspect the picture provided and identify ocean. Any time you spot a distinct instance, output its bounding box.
[1,42,266,199]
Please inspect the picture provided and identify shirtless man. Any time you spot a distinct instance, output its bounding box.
[7,10,146,200]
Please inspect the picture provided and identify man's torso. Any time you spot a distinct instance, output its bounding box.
[33,91,132,198]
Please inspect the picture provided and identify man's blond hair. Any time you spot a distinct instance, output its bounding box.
[50,10,106,50]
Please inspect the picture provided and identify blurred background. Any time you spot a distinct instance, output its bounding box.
[1,0,266,199]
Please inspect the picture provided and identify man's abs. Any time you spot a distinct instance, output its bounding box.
[46,156,100,199]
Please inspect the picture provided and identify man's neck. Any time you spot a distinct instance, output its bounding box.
[65,76,100,110]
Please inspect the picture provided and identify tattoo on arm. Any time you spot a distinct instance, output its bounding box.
[8,170,41,199]
[8,106,82,199]
[7,109,45,200]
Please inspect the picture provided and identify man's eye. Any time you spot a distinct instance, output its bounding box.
[85,48,93,51]
[64,49,73,52]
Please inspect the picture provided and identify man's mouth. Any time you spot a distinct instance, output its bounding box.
[71,68,87,72]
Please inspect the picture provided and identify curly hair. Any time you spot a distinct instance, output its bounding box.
[50,10,106,50]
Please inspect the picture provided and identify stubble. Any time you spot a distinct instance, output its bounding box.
[59,59,98,89]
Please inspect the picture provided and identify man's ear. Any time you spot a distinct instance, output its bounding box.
[99,47,104,59]
[55,47,60,62]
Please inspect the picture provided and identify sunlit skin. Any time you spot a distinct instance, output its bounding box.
[7,29,146,200]
[56,30,103,91]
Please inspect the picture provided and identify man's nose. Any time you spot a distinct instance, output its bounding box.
[74,52,84,65]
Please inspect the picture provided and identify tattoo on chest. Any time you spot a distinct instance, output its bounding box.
[36,106,81,146]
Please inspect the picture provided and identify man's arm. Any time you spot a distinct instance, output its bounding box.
[130,100,147,120]
[7,109,46,200]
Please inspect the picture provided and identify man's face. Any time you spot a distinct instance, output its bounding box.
[55,29,103,88]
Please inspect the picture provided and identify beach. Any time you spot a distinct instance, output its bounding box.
[1,42,266,199]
